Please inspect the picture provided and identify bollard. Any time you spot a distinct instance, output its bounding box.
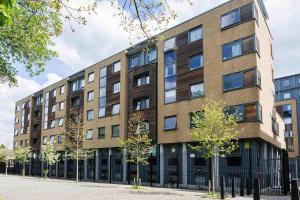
[240,177,245,196]
[220,176,225,199]
[253,178,260,200]
[246,178,251,195]
[232,177,236,198]
[291,179,300,200]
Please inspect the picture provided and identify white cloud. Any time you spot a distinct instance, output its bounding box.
[0,73,62,149]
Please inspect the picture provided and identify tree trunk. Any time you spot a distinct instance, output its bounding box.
[76,154,79,184]
[22,163,25,177]
[136,161,139,187]
[211,157,215,194]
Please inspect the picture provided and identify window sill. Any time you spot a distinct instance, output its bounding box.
[164,128,177,132]
[190,95,204,100]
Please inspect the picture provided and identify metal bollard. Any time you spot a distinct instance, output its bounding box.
[291,179,300,200]
[232,177,236,198]
[253,178,260,200]
[220,176,225,199]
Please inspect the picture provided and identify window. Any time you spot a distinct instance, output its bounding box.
[224,69,261,91]
[14,129,19,136]
[88,72,95,83]
[224,73,243,91]
[51,105,56,113]
[164,116,177,130]
[58,135,63,143]
[98,127,105,139]
[87,91,94,102]
[282,79,290,87]
[164,51,176,104]
[99,67,107,118]
[113,61,121,73]
[189,54,203,70]
[165,90,176,104]
[58,118,64,126]
[34,95,43,106]
[50,120,55,128]
[43,136,48,145]
[71,78,84,92]
[99,108,106,118]
[71,96,80,107]
[112,103,120,115]
[225,105,244,122]
[86,130,93,140]
[50,135,55,144]
[227,157,241,166]
[190,83,204,99]
[283,92,291,100]
[112,125,120,137]
[59,101,64,110]
[221,9,240,29]
[60,85,65,94]
[52,89,56,97]
[222,41,242,60]
[25,139,29,147]
[16,105,20,112]
[87,110,94,121]
[130,54,139,69]
[15,117,19,124]
[113,82,120,94]
[129,47,157,69]
[133,98,149,111]
[147,48,157,62]
[188,26,203,43]
[135,73,150,87]
[164,37,176,52]
[222,36,258,61]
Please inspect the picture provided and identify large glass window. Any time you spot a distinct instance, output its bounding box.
[283,92,291,100]
[224,73,243,91]
[189,26,203,43]
[225,105,244,122]
[222,41,242,60]
[71,96,80,107]
[164,116,177,130]
[113,82,120,94]
[98,127,105,139]
[189,54,203,70]
[50,135,55,144]
[87,110,94,121]
[71,78,84,92]
[99,67,107,118]
[60,85,65,94]
[190,83,204,98]
[112,103,120,115]
[134,73,149,87]
[164,50,176,104]
[112,125,120,137]
[129,47,157,69]
[282,79,290,87]
[221,9,240,29]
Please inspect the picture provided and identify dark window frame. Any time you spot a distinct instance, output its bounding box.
[188,25,203,44]
[188,53,204,70]
[112,125,120,137]
[164,115,177,131]
[98,127,105,139]
[189,82,204,99]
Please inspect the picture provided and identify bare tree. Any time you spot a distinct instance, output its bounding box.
[64,110,94,183]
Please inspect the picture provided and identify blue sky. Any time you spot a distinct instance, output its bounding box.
[1,0,300,148]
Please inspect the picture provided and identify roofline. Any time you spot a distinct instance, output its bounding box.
[275,73,300,81]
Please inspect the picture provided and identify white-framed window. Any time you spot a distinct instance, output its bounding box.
[87,110,94,121]
[283,92,291,100]
[60,85,65,94]
[87,91,94,102]
[59,101,64,110]
[113,82,120,94]
[43,136,48,145]
[50,135,55,144]
[113,61,121,73]
[188,26,203,43]
[112,103,120,115]
[58,118,64,126]
[50,120,55,128]
[88,72,95,83]
[51,105,56,113]
[86,129,93,140]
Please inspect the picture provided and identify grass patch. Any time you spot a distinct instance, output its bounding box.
[206,192,222,199]
[129,185,144,190]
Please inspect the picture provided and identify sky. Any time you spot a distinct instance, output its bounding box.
[1,0,300,148]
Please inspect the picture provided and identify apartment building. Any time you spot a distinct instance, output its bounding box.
[13,0,286,188]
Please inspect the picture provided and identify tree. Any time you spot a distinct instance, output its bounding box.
[119,112,153,188]
[0,0,193,86]
[13,146,32,177]
[40,142,60,178]
[190,98,240,194]
[64,110,94,183]
[0,145,7,163]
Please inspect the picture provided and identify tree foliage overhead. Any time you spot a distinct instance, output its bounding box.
[13,146,32,164]
[40,142,60,166]
[190,98,241,158]
[0,145,8,163]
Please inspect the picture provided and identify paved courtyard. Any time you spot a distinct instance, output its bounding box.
[0,175,290,200]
